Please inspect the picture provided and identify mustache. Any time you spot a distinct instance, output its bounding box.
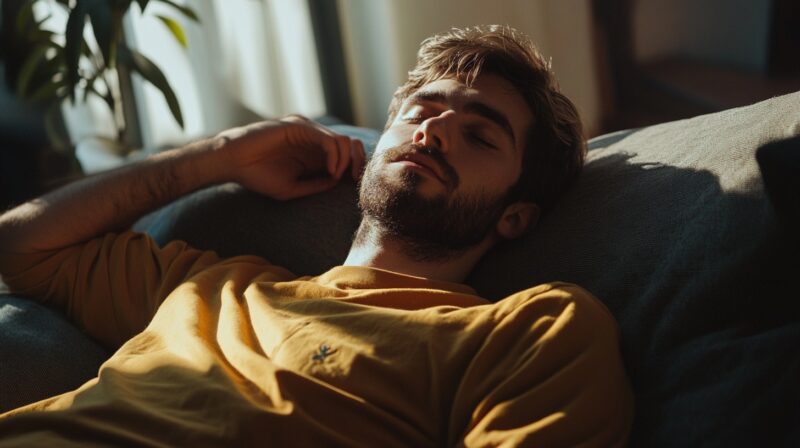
[382,143,459,188]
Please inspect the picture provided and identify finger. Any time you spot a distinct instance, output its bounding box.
[350,140,358,180]
[284,118,341,178]
[357,140,366,180]
[351,139,364,180]
[335,136,351,179]
[322,136,339,177]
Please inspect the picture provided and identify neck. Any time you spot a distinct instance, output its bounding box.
[343,217,493,284]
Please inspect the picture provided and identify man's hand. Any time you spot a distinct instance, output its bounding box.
[216,116,366,200]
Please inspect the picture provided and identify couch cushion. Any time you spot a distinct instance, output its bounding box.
[0,295,109,412]
[757,134,800,227]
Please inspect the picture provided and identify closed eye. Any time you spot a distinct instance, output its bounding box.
[466,130,496,149]
[402,114,425,124]
[400,103,432,124]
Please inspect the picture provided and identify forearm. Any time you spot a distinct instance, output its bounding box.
[0,136,231,254]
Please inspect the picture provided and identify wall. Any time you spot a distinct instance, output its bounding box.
[633,0,772,72]
[337,0,603,136]
[127,0,326,151]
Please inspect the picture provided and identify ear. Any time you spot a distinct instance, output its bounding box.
[495,202,540,239]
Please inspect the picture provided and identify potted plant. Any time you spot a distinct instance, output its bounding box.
[7,0,197,169]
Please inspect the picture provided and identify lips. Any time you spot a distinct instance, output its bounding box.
[394,152,446,183]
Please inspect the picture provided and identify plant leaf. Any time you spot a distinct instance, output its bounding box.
[34,13,53,28]
[154,0,199,22]
[28,29,57,44]
[81,36,95,59]
[28,77,68,106]
[85,0,115,66]
[15,1,35,35]
[36,49,67,87]
[88,82,115,112]
[65,0,89,101]
[44,104,72,151]
[135,0,151,13]
[156,15,187,48]
[82,70,115,113]
[17,44,66,106]
[16,45,51,97]
[82,70,101,102]
[120,46,184,128]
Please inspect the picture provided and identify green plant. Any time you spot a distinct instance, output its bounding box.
[12,0,197,149]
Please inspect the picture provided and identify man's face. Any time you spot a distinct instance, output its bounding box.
[358,74,534,259]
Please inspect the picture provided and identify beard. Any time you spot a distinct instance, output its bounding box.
[356,142,513,261]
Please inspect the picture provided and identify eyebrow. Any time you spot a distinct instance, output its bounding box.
[405,90,517,148]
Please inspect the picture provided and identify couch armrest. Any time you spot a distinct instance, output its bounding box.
[0,295,109,412]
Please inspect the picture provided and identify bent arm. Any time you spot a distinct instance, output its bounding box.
[450,285,634,447]
[0,138,228,254]
[0,116,365,255]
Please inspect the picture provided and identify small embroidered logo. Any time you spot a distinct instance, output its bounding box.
[312,344,335,362]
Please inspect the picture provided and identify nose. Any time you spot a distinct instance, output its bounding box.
[412,109,457,153]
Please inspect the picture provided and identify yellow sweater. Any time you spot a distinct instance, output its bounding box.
[0,231,633,447]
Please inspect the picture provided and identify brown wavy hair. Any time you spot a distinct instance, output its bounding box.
[386,25,586,213]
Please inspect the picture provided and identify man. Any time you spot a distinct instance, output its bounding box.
[0,25,633,446]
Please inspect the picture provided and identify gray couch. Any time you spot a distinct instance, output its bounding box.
[2,92,799,446]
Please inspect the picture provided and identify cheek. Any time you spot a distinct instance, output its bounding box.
[374,126,412,156]
[455,154,520,194]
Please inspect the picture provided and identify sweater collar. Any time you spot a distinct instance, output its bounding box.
[313,265,481,297]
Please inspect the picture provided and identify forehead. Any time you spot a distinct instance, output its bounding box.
[406,75,533,142]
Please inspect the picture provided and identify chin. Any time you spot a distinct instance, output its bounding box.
[412,181,446,200]
[395,169,446,197]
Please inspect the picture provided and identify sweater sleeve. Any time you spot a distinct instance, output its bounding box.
[449,283,634,448]
[0,231,222,349]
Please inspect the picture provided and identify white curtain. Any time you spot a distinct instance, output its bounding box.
[125,0,326,152]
